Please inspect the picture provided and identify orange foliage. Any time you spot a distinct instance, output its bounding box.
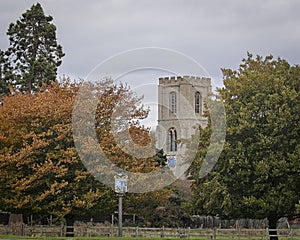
[0,78,170,219]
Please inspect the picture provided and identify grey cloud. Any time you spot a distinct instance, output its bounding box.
[1,0,299,128]
[0,0,299,81]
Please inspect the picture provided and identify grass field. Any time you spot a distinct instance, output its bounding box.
[0,237,192,240]
[1,236,300,240]
[0,237,259,240]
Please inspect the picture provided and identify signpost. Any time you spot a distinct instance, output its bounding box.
[168,156,176,168]
[114,173,128,237]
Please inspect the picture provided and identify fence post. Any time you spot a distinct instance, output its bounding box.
[110,224,112,237]
[238,226,240,240]
[21,224,25,236]
[161,226,165,238]
[60,224,64,237]
[213,227,217,240]
[266,228,269,240]
[187,227,190,239]
[135,226,139,237]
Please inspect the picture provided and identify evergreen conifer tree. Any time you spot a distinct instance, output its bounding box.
[5,3,64,93]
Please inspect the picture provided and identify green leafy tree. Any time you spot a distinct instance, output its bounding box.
[296,201,300,214]
[5,3,64,93]
[0,50,7,97]
[155,149,167,168]
[187,54,300,240]
[0,49,13,97]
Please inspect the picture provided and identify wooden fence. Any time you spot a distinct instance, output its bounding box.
[0,224,299,239]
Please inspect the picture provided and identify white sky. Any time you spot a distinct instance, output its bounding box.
[1,0,300,128]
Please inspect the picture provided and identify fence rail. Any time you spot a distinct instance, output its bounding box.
[0,224,299,239]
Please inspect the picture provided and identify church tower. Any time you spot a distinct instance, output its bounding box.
[156,76,212,172]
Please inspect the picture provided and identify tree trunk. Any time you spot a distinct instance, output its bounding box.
[65,215,75,237]
[269,218,278,240]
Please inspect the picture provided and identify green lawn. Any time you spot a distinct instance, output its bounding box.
[0,237,183,240]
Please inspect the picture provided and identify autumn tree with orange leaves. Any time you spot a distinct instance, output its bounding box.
[0,78,170,228]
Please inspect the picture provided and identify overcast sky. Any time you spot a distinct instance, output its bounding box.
[1,0,299,127]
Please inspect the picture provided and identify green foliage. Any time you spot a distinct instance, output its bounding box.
[3,3,64,93]
[0,49,13,97]
[155,149,167,168]
[296,201,300,214]
[187,53,300,226]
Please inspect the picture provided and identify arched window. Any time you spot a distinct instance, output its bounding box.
[195,91,202,114]
[169,91,177,114]
[169,127,177,152]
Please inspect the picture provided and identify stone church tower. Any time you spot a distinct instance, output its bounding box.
[156,76,212,173]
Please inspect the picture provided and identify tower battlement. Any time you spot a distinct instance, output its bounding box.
[157,75,211,156]
[159,76,211,86]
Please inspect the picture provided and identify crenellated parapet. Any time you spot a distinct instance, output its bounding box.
[158,76,211,86]
[157,75,212,158]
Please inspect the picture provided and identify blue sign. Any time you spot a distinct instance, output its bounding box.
[114,174,128,193]
[168,157,176,168]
